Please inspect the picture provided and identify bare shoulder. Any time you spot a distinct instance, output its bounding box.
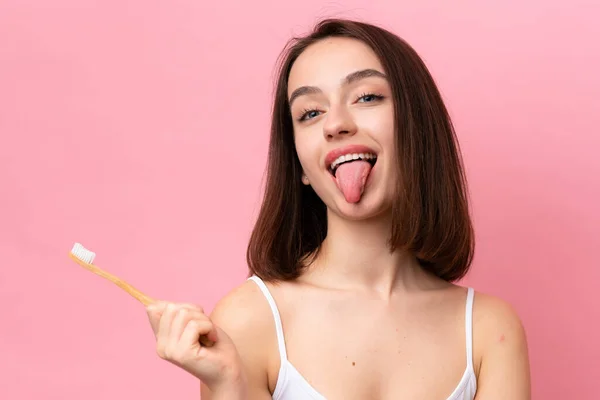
[200,279,277,398]
[210,279,273,333]
[472,291,527,345]
[210,279,277,362]
[472,290,531,399]
[208,279,278,391]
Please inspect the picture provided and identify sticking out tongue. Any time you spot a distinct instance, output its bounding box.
[335,160,372,203]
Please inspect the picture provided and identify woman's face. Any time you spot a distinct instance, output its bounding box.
[288,37,397,220]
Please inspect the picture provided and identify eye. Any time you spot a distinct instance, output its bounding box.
[356,93,384,103]
[298,108,322,121]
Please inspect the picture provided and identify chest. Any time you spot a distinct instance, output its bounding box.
[276,293,471,400]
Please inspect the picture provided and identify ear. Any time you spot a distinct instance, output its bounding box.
[301,173,310,185]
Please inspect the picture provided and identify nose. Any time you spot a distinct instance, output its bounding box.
[322,105,357,140]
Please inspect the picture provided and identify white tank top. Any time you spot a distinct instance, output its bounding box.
[248,275,477,400]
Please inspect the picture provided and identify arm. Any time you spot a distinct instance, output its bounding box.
[201,280,275,400]
[474,295,531,399]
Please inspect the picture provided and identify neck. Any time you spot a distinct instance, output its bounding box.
[304,209,424,296]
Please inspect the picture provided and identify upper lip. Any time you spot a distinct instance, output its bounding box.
[324,144,378,170]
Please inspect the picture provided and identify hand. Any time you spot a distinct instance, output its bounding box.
[146,302,246,392]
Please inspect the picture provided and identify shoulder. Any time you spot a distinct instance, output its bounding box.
[209,278,280,391]
[472,291,528,351]
[210,278,277,354]
[471,290,531,398]
[199,278,277,397]
[210,278,271,328]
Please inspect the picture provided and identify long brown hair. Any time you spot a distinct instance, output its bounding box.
[246,18,474,282]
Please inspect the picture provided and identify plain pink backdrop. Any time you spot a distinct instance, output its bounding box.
[1,0,598,399]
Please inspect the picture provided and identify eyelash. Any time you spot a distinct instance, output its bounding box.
[297,92,385,122]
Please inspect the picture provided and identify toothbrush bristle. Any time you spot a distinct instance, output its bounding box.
[71,242,96,264]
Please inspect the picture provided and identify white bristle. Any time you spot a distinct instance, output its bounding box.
[71,242,96,264]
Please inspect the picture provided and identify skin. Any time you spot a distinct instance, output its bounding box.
[147,37,531,399]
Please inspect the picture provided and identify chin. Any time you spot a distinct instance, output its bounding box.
[330,192,392,221]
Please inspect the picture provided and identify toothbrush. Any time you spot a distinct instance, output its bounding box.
[69,242,214,347]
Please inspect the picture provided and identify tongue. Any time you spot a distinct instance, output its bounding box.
[335,160,372,203]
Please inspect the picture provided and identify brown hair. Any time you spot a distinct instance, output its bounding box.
[246,18,474,282]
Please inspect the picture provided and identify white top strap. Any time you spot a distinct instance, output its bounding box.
[248,275,288,361]
[465,287,475,370]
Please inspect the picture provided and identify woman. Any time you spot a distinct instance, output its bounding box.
[146,18,531,399]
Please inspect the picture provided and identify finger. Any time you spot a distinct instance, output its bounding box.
[173,304,209,326]
[175,303,206,317]
[175,308,215,347]
[175,306,215,346]
[168,308,205,344]
[157,303,178,351]
[146,301,168,337]
[146,302,200,320]
[180,319,215,354]
[171,307,210,342]
[205,324,219,344]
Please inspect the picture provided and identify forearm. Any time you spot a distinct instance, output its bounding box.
[200,376,248,400]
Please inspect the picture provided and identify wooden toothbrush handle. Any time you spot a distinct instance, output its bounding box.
[70,253,215,347]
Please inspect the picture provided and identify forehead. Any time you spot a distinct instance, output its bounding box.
[287,37,384,95]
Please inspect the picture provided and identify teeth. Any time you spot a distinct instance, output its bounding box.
[330,152,377,171]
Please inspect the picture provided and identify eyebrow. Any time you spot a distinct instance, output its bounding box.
[288,68,388,107]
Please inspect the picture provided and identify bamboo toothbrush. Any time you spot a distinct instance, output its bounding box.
[69,242,214,347]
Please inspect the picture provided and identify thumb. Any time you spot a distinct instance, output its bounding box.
[145,301,167,337]
[210,325,231,346]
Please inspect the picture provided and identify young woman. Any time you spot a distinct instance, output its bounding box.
[146,18,531,399]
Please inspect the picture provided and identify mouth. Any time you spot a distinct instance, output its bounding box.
[325,144,379,178]
[328,152,377,177]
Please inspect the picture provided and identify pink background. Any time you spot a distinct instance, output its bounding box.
[1,1,598,399]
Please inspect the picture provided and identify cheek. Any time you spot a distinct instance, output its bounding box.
[294,132,322,173]
[368,106,395,148]
[381,106,395,130]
